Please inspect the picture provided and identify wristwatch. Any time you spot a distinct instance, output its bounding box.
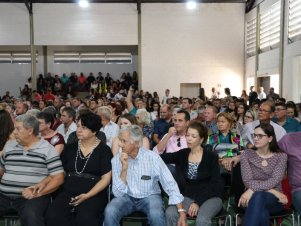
[177,208,186,213]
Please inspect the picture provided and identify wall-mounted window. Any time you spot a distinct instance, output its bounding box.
[106,53,132,64]
[246,17,257,57]
[54,53,79,63]
[80,53,105,63]
[288,0,301,43]
[0,52,38,64]
[259,0,281,52]
[54,52,132,64]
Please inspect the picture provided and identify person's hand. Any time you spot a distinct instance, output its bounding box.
[238,189,254,207]
[22,187,35,200]
[168,127,177,137]
[274,190,288,204]
[120,152,128,170]
[69,193,89,206]
[187,202,199,217]
[177,212,188,226]
[28,181,47,197]
[221,158,233,172]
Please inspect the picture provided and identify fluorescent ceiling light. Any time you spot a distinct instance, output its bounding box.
[79,0,89,8]
[186,1,197,10]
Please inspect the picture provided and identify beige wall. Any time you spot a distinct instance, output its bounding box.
[141,3,245,99]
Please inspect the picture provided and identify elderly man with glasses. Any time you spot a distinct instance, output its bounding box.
[241,101,287,149]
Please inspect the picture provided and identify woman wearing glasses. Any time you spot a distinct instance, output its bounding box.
[239,123,288,226]
[162,121,223,226]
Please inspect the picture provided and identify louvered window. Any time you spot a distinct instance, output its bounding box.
[246,17,257,57]
[259,1,281,51]
[288,0,301,42]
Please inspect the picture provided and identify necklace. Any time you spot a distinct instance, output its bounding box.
[75,139,99,174]
[261,159,268,167]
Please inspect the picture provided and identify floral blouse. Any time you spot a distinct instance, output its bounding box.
[207,131,244,158]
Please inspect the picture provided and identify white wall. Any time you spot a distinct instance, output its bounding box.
[141,3,245,99]
[0,3,29,45]
[34,3,138,45]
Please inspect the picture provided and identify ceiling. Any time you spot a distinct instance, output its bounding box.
[0,0,249,3]
[0,0,256,13]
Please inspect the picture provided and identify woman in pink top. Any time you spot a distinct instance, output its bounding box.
[239,123,288,226]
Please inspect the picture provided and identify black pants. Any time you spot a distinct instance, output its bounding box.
[0,193,50,226]
[46,190,107,226]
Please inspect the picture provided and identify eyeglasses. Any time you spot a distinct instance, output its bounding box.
[177,137,181,147]
[252,133,268,139]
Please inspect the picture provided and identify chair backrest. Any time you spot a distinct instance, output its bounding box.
[281,175,292,209]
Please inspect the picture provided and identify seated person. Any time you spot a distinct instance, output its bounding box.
[111,113,149,155]
[278,131,301,214]
[104,125,187,226]
[161,121,224,226]
[239,123,288,226]
[0,114,64,226]
[46,113,112,226]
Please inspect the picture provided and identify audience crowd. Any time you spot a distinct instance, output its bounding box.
[0,71,301,226]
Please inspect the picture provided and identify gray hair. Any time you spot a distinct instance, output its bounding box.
[136,108,151,125]
[97,106,112,120]
[120,125,143,147]
[16,114,39,136]
[26,109,41,118]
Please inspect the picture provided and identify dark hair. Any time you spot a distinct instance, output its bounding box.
[177,109,190,121]
[37,112,54,127]
[286,101,298,117]
[78,113,102,133]
[62,107,76,120]
[275,102,286,109]
[0,110,14,151]
[120,113,138,125]
[254,123,282,153]
[188,121,208,145]
[224,88,231,95]
[182,98,192,105]
[108,102,122,116]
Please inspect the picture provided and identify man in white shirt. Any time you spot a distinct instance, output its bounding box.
[242,101,286,148]
[56,107,77,143]
[97,106,119,148]
[258,86,266,101]
[181,98,197,120]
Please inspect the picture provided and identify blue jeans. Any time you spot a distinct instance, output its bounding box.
[244,191,283,226]
[293,190,301,214]
[104,194,165,226]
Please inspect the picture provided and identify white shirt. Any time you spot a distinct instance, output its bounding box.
[258,92,266,100]
[100,121,120,148]
[56,122,77,143]
[242,120,287,147]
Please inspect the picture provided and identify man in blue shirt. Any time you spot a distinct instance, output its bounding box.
[104,125,187,226]
[152,104,173,145]
[272,103,301,133]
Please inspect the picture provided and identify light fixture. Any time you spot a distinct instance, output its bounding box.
[186,1,197,10]
[78,0,89,8]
